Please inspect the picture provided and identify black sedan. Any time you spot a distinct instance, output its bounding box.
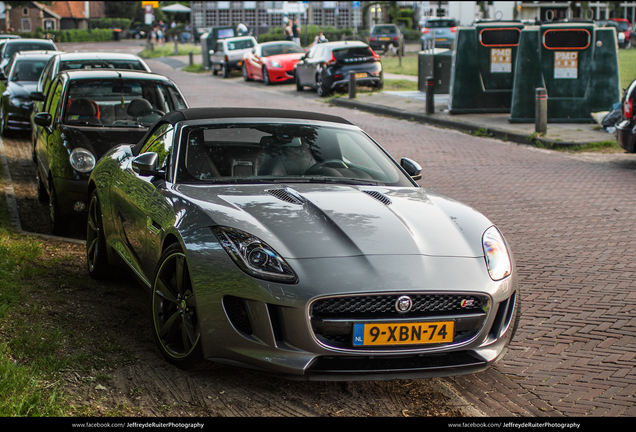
[32,70,188,234]
[617,76,636,153]
[294,41,383,97]
[0,51,61,135]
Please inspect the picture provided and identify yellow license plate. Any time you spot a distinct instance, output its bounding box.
[379,37,391,41]
[355,73,367,79]
[353,321,454,346]
[435,38,447,42]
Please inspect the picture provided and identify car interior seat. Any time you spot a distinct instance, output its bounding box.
[67,98,101,125]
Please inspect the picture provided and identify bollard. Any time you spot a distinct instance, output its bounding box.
[425,76,435,114]
[189,52,193,66]
[349,71,357,99]
[535,88,547,134]
[174,40,179,56]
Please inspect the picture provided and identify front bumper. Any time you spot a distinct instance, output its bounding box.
[188,243,519,380]
[53,176,89,215]
[6,105,33,131]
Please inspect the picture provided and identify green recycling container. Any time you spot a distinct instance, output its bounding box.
[418,48,453,94]
[448,21,525,113]
[509,22,620,123]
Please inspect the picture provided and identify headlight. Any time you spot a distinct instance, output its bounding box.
[213,226,297,283]
[69,148,96,173]
[482,226,511,281]
[270,59,283,68]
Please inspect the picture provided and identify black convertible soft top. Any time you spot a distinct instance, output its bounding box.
[133,107,353,154]
[163,107,353,125]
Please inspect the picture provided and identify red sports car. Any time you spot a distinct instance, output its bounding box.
[242,41,305,85]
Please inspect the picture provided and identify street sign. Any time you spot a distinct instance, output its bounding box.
[141,1,159,8]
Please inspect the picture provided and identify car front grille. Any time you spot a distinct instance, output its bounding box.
[310,293,490,350]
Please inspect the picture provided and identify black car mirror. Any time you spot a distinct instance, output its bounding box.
[401,158,422,180]
[33,112,52,127]
[29,91,45,101]
[132,152,164,178]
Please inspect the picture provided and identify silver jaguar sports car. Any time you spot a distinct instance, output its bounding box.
[87,107,519,381]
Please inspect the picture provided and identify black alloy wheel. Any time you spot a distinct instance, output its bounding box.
[152,244,204,369]
[263,66,271,85]
[86,191,112,279]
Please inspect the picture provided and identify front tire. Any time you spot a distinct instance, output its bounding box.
[295,73,304,91]
[263,67,271,85]
[243,63,252,81]
[86,190,113,279]
[152,244,204,369]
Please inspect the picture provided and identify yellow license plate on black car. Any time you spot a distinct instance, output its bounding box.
[379,37,391,41]
[355,73,367,79]
[353,321,454,346]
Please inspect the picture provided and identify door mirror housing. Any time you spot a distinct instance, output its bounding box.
[401,158,422,180]
[29,91,45,101]
[33,112,52,127]
[132,152,165,178]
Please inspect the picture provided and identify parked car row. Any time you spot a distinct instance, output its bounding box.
[0,38,188,237]
[211,36,385,97]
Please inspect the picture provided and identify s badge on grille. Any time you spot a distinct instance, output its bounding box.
[461,299,475,308]
[395,296,413,313]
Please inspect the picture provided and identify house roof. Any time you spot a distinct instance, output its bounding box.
[47,1,105,19]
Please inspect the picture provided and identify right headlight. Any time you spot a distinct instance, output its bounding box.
[69,148,96,173]
[482,226,511,281]
[213,226,297,283]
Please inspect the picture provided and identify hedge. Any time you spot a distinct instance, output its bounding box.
[12,28,115,43]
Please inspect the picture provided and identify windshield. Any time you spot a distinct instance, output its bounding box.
[261,43,305,57]
[64,79,186,127]
[4,42,55,58]
[371,25,398,35]
[177,123,413,186]
[60,60,147,71]
[227,39,255,50]
[10,59,48,82]
[426,19,457,28]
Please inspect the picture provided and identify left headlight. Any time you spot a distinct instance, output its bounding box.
[482,226,511,281]
[213,226,297,283]
[69,148,96,173]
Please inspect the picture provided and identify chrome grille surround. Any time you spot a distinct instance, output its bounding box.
[309,293,491,351]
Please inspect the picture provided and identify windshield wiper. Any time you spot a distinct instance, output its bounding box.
[308,177,385,186]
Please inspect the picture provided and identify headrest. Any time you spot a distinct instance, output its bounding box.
[68,99,97,117]
[127,98,153,117]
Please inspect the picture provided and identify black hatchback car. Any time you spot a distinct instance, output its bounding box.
[32,70,188,234]
[294,41,383,97]
[616,77,636,153]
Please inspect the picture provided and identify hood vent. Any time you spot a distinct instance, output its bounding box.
[362,190,392,206]
[267,188,304,205]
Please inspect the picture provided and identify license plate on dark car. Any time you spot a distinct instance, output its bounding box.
[353,321,454,346]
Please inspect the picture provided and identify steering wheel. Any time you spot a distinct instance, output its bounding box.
[305,159,348,175]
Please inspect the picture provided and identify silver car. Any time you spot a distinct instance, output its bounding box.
[420,17,458,50]
[87,108,520,380]
[210,36,257,78]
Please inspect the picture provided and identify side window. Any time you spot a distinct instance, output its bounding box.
[140,123,174,170]
[45,80,63,119]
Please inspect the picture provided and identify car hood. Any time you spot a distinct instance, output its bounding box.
[7,81,37,98]
[63,126,148,160]
[176,184,492,259]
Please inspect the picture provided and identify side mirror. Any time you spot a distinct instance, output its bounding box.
[29,91,45,101]
[33,112,52,127]
[401,158,422,181]
[132,152,164,178]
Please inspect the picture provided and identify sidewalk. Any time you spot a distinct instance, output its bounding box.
[330,92,617,148]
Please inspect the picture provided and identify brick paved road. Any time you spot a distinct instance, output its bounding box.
[42,43,636,416]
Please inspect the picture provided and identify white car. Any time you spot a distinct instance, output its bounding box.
[210,36,257,78]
